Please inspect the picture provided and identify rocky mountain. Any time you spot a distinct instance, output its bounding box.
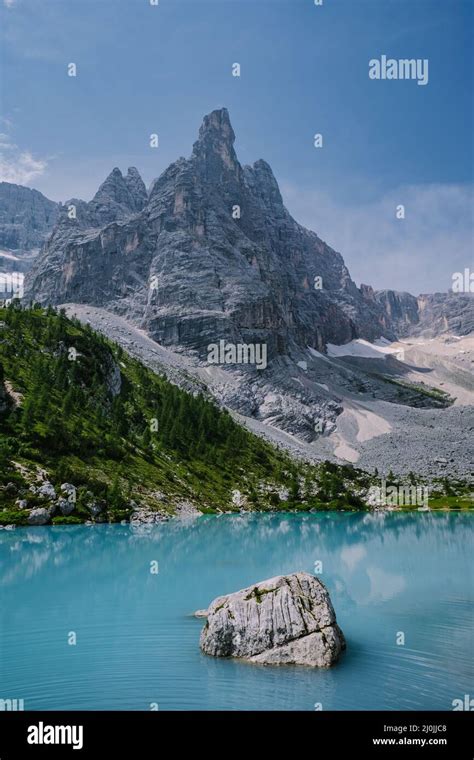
[15,109,474,471]
[85,165,148,224]
[372,288,474,338]
[24,109,474,348]
[23,110,473,349]
[0,182,59,273]
[25,109,393,353]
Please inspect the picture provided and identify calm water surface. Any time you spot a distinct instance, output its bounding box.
[0,512,472,710]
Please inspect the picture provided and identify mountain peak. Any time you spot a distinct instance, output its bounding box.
[125,166,148,209]
[126,166,142,180]
[93,168,125,202]
[92,166,147,216]
[192,108,238,172]
[197,108,235,145]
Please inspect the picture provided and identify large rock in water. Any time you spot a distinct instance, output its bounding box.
[198,572,345,667]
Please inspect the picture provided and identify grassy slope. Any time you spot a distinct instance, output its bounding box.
[0,304,379,524]
[371,373,455,407]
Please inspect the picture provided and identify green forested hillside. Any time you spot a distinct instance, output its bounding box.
[0,303,373,524]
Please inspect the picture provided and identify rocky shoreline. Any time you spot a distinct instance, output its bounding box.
[1,470,471,530]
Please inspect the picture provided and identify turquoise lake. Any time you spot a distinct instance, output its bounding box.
[0,512,472,711]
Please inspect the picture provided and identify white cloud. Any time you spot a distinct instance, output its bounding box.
[281,181,474,295]
[366,566,405,603]
[0,123,48,184]
[0,149,47,185]
[0,133,17,150]
[341,544,366,572]
[3,0,17,8]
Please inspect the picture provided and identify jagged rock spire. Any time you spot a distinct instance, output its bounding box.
[192,108,239,175]
[93,167,126,204]
[195,108,235,147]
[93,166,147,213]
[125,167,148,210]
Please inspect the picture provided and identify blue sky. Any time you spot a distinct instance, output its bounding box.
[0,0,472,293]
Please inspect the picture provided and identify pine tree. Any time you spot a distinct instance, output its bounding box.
[21,396,36,433]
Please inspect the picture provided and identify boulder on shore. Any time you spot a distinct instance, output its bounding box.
[27,508,50,525]
[198,572,345,667]
[58,498,75,516]
[37,482,56,500]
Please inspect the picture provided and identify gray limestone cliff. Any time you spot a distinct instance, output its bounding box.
[18,109,473,446]
[0,182,59,274]
[371,288,474,338]
[24,109,392,353]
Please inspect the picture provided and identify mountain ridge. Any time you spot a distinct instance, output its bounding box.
[2,109,473,462]
[22,109,393,355]
[1,109,470,344]
[23,108,473,348]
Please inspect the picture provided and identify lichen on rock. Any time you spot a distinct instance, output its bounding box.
[198,571,345,667]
